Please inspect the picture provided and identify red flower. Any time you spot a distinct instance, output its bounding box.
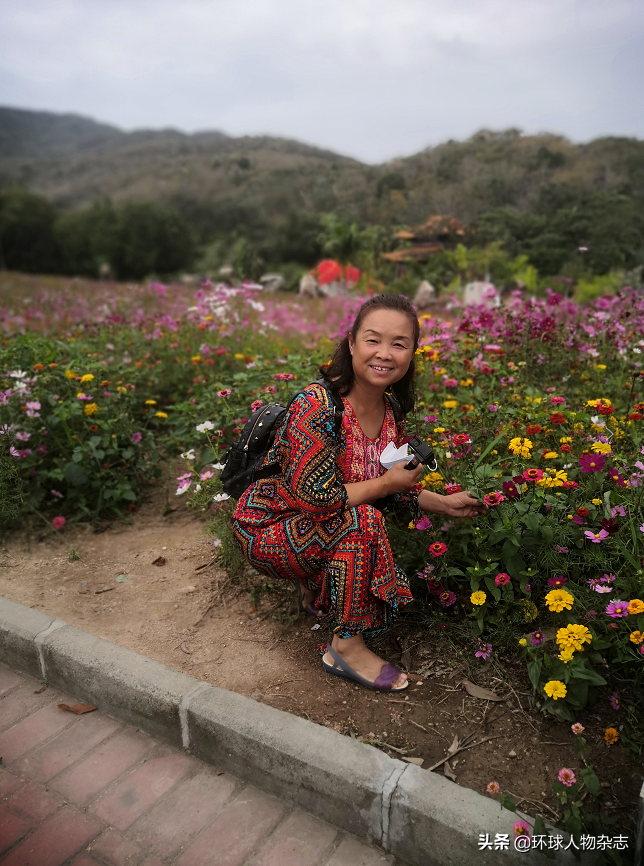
[429,542,448,557]
[576,506,589,517]
[600,518,621,535]
[563,480,578,489]
[444,483,462,494]
[495,572,511,585]
[525,424,542,435]
[629,412,642,421]
[502,481,519,499]
[483,492,504,507]
[560,444,572,453]
[597,402,613,416]
[452,433,470,446]
[549,412,566,425]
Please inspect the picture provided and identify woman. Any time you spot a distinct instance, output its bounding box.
[232,294,485,691]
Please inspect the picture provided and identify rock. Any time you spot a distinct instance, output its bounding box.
[508,749,517,758]
[180,585,197,594]
[218,264,234,279]
[318,280,348,297]
[463,281,500,307]
[299,273,320,297]
[413,280,436,309]
[259,273,286,292]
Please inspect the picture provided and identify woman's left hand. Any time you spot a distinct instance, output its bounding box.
[442,491,487,518]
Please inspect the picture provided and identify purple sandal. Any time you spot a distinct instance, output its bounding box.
[294,581,325,618]
[322,642,408,692]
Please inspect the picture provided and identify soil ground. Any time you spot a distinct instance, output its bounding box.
[1,482,641,842]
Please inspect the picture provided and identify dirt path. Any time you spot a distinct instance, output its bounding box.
[1,493,639,838]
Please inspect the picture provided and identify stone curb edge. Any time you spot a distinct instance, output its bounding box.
[1,595,638,866]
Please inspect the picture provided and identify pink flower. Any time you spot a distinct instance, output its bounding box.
[494,572,511,586]
[50,489,63,499]
[217,389,232,397]
[250,400,264,412]
[428,542,448,557]
[200,470,214,481]
[486,781,500,795]
[483,492,504,507]
[571,723,585,735]
[558,768,576,787]
[531,630,544,646]
[584,529,609,543]
[475,641,492,660]
[548,575,567,587]
[52,516,66,530]
[579,453,605,473]
[131,432,142,444]
[415,515,431,531]
[487,404,498,412]
[513,821,531,838]
[605,600,629,618]
[438,590,457,607]
[444,484,462,494]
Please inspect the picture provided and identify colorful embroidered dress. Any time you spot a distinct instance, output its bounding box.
[231,383,421,638]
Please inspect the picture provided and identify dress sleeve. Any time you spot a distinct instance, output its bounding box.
[388,414,423,518]
[280,388,348,520]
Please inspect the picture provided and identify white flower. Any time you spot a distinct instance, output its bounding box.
[194,484,202,492]
[196,421,214,433]
[590,415,606,427]
[176,481,192,495]
[212,462,225,470]
[7,370,27,379]
[212,538,222,547]
[634,347,642,354]
[181,449,196,460]
[212,493,230,502]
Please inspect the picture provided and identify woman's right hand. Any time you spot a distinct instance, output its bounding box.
[382,460,424,495]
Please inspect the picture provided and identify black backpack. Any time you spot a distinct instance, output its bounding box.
[219,378,402,499]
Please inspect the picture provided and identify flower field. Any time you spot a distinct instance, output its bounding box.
[1,277,644,733]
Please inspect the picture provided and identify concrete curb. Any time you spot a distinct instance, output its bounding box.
[0,596,619,864]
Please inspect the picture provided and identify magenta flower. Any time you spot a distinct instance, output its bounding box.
[438,590,457,607]
[513,821,531,838]
[424,414,438,422]
[601,573,616,583]
[483,492,504,507]
[502,481,519,499]
[52,516,66,530]
[50,489,63,499]
[594,585,612,594]
[487,404,498,412]
[611,505,627,518]
[585,610,597,619]
[554,545,569,553]
[579,453,605,473]
[131,432,142,444]
[415,515,431,531]
[475,642,492,660]
[531,630,544,646]
[494,572,511,586]
[610,692,620,711]
[548,575,567,587]
[250,400,264,412]
[584,529,609,543]
[605,600,629,618]
[217,389,232,397]
[558,768,576,787]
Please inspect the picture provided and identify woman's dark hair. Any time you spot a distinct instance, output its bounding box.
[320,294,419,415]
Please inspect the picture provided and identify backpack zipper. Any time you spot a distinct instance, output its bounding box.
[242,405,277,451]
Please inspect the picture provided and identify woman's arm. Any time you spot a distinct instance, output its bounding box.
[419,488,487,517]
[345,462,423,507]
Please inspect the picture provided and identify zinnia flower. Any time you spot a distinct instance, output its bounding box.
[438,590,457,607]
[51,516,66,530]
[604,727,618,744]
[483,492,504,507]
[513,821,531,838]
[217,389,232,397]
[605,600,629,618]
[494,572,511,586]
[571,723,585,735]
[155,412,168,419]
[525,424,542,435]
[502,481,519,499]
[486,781,500,795]
[628,599,644,615]
[83,403,99,416]
[544,680,567,700]
[508,437,533,458]
[556,624,592,652]
[444,484,462,494]
[558,768,576,787]
[131,432,142,444]
[610,692,620,711]
[629,630,644,644]
[545,589,574,612]
[470,590,486,606]
[428,542,448,557]
[522,468,543,482]
[452,433,470,446]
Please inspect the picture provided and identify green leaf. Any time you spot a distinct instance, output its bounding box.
[474,431,507,467]
[569,666,606,686]
[499,793,516,812]
[527,660,542,690]
[580,766,601,797]
[64,462,88,487]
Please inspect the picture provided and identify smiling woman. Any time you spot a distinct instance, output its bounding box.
[231,294,485,692]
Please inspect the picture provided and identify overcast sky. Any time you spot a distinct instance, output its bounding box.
[1,0,643,163]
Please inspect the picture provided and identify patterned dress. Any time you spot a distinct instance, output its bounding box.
[231,383,422,638]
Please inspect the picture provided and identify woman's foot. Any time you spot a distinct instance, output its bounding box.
[300,585,324,618]
[323,633,407,689]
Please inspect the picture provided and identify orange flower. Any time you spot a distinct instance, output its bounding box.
[33,363,44,371]
[48,362,58,368]
[604,727,618,744]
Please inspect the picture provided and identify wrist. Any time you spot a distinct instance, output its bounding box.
[420,490,448,514]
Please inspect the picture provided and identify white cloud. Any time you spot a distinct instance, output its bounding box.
[0,0,643,161]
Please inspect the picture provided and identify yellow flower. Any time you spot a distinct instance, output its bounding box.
[518,638,528,647]
[558,648,575,663]
[65,370,77,379]
[424,471,444,488]
[443,400,458,409]
[556,624,592,652]
[573,423,585,433]
[543,451,558,459]
[591,498,602,505]
[408,521,415,529]
[628,599,644,615]
[459,378,474,387]
[544,680,567,700]
[191,355,202,363]
[545,589,574,612]
[80,373,94,383]
[521,600,538,622]
[116,386,127,393]
[145,399,157,405]
[471,590,486,606]
[155,411,168,419]
[536,469,568,488]
[596,364,607,370]
[433,427,446,434]
[629,630,644,644]
[591,442,612,454]
[83,403,98,416]
[559,436,572,444]
[508,437,533,458]
[234,352,244,360]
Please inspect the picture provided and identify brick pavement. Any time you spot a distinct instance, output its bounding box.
[0,665,405,866]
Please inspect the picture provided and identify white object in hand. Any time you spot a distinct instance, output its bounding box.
[380,442,412,470]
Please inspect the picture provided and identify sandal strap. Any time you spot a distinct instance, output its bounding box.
[325,642,402,690]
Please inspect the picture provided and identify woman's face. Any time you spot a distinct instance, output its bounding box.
[348,308,415,390]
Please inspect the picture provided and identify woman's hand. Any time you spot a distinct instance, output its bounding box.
[442,491,487,518]
[381,461,424,495]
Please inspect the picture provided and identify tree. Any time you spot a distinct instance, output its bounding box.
[0,188,60,273]
[111,203,195,279]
